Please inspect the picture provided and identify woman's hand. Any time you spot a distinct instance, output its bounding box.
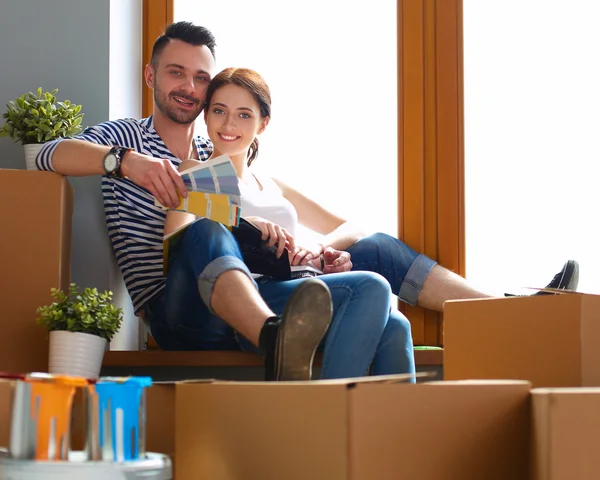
[291,242,353,273]
[290,243,323,266]
[307,246,353,273]
[244,216,296,259]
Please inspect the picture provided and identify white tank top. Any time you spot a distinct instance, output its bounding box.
[239,170,299,236]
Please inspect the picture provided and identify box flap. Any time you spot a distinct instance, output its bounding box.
[341,371,435,387]
[426,379,531,387]
[520,286,582,295]
[152,378,231,386]
[154,379,215,385]
[532,387,600,396]
[174,372,431,388]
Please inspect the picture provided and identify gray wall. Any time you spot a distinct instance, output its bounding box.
[0,0,142,349]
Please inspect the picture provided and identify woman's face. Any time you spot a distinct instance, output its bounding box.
[205,83,268,159]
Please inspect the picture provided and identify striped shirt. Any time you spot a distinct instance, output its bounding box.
[36,116,213,313]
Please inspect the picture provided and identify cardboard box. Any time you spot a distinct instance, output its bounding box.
[146,384,176,468]
[532,387,600,480]
[0,170,73,373]
[444,294,600,387]
[0,381,14,449]
[174,378,531,480]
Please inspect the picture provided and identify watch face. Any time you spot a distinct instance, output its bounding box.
[104,153,118,172]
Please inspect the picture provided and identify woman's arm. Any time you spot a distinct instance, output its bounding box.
[273,178,366,251]
[163,159,201,236]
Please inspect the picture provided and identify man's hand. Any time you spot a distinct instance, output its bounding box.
[121,151,188,209]
[310,246,352,273]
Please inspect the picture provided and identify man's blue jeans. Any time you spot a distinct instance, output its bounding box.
[145,220,421,380]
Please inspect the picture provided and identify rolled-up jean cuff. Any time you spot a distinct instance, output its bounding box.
[398,254,437,306]
[197,256,256,314]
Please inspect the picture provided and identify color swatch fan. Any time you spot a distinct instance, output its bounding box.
[159,154,243,274]
[156,154,241,227]
[181,156,241,198]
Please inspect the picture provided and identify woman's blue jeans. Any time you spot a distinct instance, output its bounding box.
[145,220,424,380]
[346,232,437,307]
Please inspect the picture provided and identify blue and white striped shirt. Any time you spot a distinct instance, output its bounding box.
[36,116,213,313]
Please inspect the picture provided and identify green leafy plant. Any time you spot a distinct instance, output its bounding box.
[36,283,123,342]
[0,87,84,145]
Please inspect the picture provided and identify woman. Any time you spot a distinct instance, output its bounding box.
[165,67,416,380]
[192,67,578,313]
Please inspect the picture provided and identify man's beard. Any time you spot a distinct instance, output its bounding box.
[154,84,202,125]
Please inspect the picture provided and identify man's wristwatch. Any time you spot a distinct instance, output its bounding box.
[103,146,132,178]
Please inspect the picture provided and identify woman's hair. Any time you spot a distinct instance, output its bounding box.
[205,68,272,167]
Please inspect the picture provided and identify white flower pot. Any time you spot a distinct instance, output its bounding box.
[23,143,44,170]
[48,331,107,379]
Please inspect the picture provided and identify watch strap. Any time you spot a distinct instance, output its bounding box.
[104,146,132,178]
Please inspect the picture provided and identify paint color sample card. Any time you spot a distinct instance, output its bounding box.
[159,155,242,274]
[155,154,241,226]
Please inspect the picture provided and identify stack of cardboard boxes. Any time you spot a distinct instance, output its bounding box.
[141,293,600,479]
[443,293,600,480]
[2,169,598,479]
[143,378,531,479]
[0,170,73,373]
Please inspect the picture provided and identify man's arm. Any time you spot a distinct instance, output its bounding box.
[40,137,187,209]
[50,139,112,176]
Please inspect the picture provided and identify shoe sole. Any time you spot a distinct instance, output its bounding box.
[276,278,333,381]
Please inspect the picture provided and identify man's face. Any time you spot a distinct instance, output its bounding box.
[147,39,216,125]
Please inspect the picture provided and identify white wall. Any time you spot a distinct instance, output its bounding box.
[110,0,142,121]
[0,0,143,349]
[108,0,143,349]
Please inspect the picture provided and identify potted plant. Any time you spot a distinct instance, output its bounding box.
[36,283,123,379]
[0,87,84,170]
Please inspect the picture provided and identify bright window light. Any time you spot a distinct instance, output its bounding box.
[174,1,398,242]
[464,1,600,295]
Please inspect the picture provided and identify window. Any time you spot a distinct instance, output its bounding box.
[464,1,600,295]
[174,1,398,241]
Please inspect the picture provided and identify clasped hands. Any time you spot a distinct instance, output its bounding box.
[244,216,352,274]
